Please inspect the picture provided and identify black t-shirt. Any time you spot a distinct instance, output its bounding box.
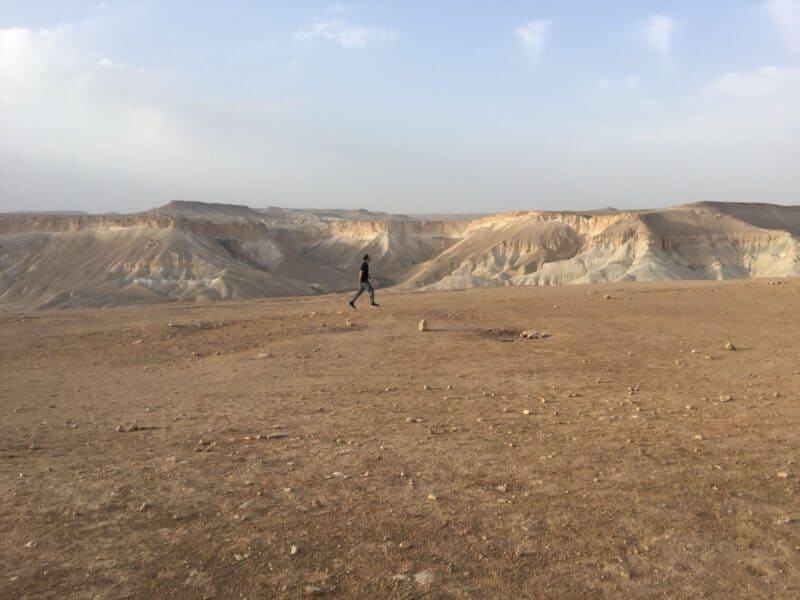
[360,261,370,281]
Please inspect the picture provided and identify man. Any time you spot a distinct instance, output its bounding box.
[348,254,379,308]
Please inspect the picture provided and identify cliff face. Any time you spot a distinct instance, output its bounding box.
[402,206,800,290]
[1,201,798,309]
[0,215,176,235]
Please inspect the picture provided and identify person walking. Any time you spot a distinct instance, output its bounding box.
[348,254,379,308]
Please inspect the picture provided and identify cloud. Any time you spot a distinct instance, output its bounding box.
[1,19,428,214]
[577,64,800,207]
[704,65,800,100]
[294,19,397,49]
[0,24,189,163]
[0,24,72,87]
[97,57,126,69]
[630,65,800,147]
[515,20,551,59]
[641,14,674,57]
[0,23,311,212]
[766,0,800,52]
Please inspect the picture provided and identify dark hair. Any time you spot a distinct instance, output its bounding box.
[363,254,370,260]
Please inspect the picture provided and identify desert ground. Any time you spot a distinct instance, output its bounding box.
[2,279,800,598]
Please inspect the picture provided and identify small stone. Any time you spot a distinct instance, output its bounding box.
[604,563,632,579]
[514,541,537,557]
[519,330,540,339]
[414,570,435,586]
[304,586,324,596]
[290,544,300,555]
[398,540,412,549]
[266,432,289,440]
[522,409,531,415]
[693,434,703,440]
[604,294,612,300]
[418,319,428,332]
[724,342,736,351]
[777,472,789,479]
[719,395,733,403]
[426,493,438,502]
[138,502,151,512]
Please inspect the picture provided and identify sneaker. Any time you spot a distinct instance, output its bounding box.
[348,301,356,309]
[370,302,380,307]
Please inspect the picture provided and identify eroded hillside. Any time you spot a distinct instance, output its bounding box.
[0,201,798,308]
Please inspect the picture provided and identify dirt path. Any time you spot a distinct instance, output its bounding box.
[2,280,800,598]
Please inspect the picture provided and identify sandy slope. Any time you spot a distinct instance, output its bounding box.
[1,201,799,309]
[2,280,800,598]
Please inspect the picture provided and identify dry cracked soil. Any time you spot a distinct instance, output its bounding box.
[2,280,800,598]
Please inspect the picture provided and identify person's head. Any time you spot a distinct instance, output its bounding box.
[363,254,370,262]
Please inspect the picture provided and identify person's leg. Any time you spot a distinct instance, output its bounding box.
[350,283,365,304]
[366,281,376,304]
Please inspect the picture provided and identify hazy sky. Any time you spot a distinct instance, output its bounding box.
[1,1,799,214]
